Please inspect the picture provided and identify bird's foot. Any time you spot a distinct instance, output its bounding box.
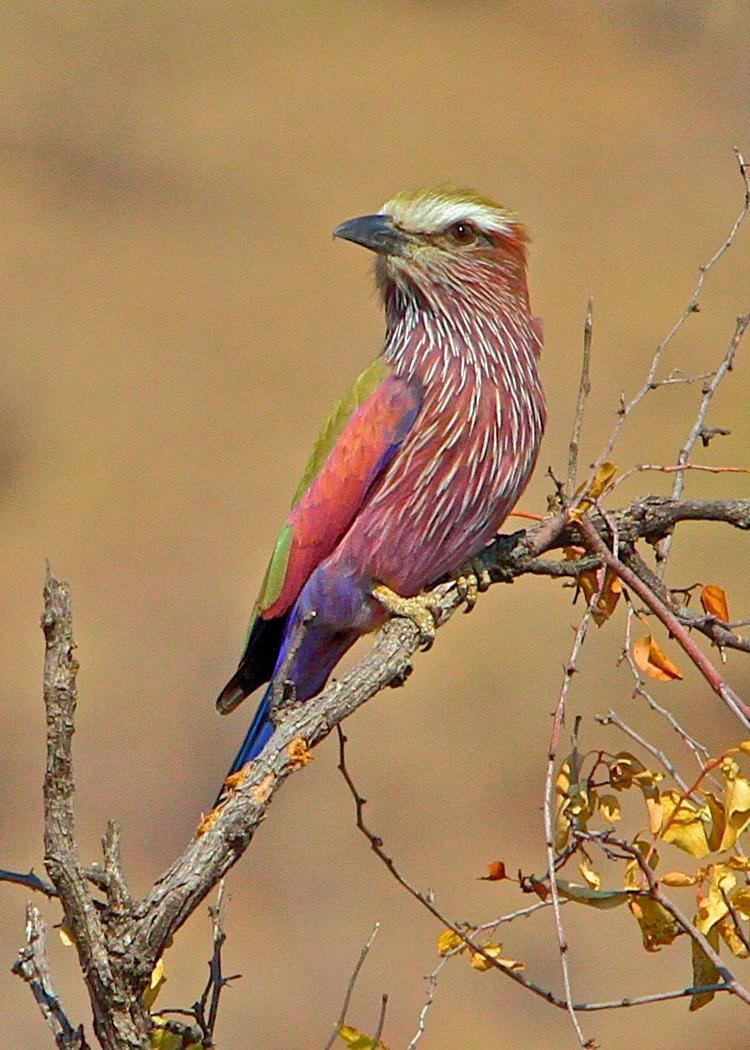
[373,584,440,650]
[454,557,492,613]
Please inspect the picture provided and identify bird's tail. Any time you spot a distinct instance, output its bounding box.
[214,684,275,807]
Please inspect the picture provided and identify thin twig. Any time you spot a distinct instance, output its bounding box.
[405,957,448,1050]
[323,922,381,1050]
[543,604,598,1048]
[0,867,58,898]
[566,297,594,496]
[613,462,750,492]
[577,516,750,729]
[595,710,692,796]
[656,313,750,571]
[583,147,749,492]
[720,885,750,958]
[372,994,388,1045]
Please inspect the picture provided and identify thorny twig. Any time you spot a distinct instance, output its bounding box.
[543,602,599,1048]
[583,147,750,490]
[577,515,750,730]
[595,709,694,797]
[620,605,712,772]
[656,313,750,572]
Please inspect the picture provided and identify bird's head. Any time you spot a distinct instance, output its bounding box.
[334,186,529,308]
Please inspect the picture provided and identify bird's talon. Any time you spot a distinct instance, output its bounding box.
[373,584,439,649]
[455,556,492,612]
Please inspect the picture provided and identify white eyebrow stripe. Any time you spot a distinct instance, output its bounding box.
[383,196,513,236]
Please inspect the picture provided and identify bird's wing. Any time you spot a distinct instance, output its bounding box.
[220,358,421,710]
[261,357,421,618]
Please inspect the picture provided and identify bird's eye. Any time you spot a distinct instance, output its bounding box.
[447,221,477,246]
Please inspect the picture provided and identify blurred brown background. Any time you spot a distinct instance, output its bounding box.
[1,3,749,1048]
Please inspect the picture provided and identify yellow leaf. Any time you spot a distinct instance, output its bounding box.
[579,858,601,890]
[592,570,622,626]
[569,461,617,521]
[731,886,750,918]
[690,924,722,1011]
[738,741,750,756]
[554,755,574,851]
[437,929,465,956]
[720,764,750,851]
[58,925,74,948]
[633,632,683,681]
[727,854,750,872]
[700,585,729,623]
[658,790,711,858]
[468,944,523,973]
[646,796,663,835]
[143,958,167,1010]
[695,864,735,936]
[150,1028,184,1050]
[718,914,749,958]
[704,791,726,853]
[598,793,622,822]
[624,841,660,890]
[628,896,680,951]
[338,1024,389,1049]
[661,871,698,887]
[556,879,630,909]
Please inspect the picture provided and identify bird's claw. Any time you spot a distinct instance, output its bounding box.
[455,558,492,613]
[373,584,440,650]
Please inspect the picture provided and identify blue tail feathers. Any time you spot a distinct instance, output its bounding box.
[214,685,275,806]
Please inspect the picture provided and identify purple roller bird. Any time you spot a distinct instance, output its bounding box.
[216,187,546,789]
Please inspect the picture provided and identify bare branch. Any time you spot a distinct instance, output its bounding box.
[657,313,750,570]
[12,903,89,1049]
[41,570,150,1049]
[566,297,594,496]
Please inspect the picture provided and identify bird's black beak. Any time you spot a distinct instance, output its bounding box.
[333,213,408,256]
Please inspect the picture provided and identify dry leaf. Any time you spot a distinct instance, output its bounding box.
[468,944,523,972]
[569,461,618,521]
[690,924,722,1011]
[437,929,465,956]
[598,794,622,822]
[658,790,711,858]
[629,896,680,951]
[143,958,167,1010]
[633,632,683,681]
[530,879,550,901]
[660,871,698,887]
[700,585,729,623]
[578,858,602,890]
[479,861,507,881]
